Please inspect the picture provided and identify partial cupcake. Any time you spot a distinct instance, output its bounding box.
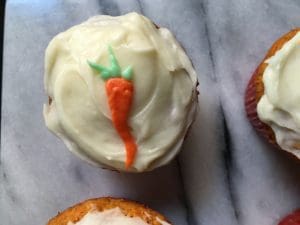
[47,197,172,225]
[245,29,300,159]
[43,12,198,172]
[278,209,300,225]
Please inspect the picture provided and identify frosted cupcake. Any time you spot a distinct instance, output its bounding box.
[245,29,300,159]
[47,197,172,225]
[44,12,198,172]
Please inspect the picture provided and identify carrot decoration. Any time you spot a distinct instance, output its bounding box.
[88,46,137,168]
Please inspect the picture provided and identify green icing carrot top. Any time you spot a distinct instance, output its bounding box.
[87,46,133,80]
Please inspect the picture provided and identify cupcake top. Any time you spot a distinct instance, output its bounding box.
[44,12,197,172]
[67,207,169,225]
[257,31,300,158]
[68,208,147,225]
[47,198,172,225]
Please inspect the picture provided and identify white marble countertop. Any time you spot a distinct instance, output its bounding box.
[1,0,300,225]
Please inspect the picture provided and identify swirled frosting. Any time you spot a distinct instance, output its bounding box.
[257,31,300,158]
[43,12,198,172]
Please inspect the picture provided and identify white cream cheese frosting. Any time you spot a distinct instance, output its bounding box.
[67,208,149,225]
[44,12,198,172]
[257,31,300,158]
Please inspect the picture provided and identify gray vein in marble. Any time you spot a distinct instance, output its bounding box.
[136,0,144,15]
[98,0,120,16]
[221,108,240,222]
[197,0,216,81]
[176,159,194,225]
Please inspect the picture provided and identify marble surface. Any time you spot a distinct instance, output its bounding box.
[1,0,300,225]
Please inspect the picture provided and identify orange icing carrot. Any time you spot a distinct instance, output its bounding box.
[88,46,137,168]
[106,78,136,168]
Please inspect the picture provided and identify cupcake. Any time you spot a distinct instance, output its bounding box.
[245,29,300,159]
[43,12,198,172]
[278,209,300,225]
[47,197,172,225]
